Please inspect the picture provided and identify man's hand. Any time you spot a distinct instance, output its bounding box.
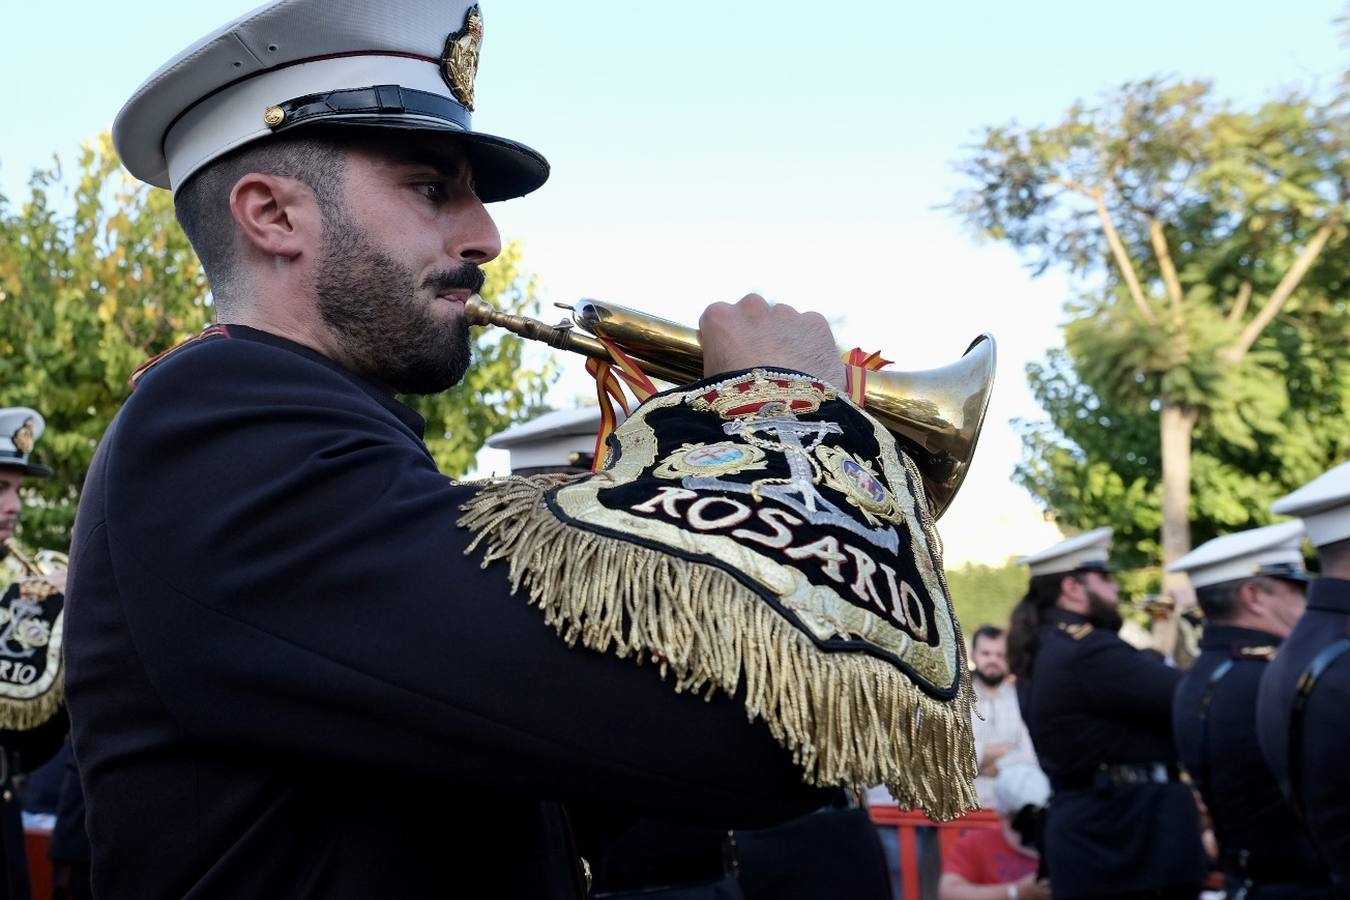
[979,742,1012,777]
[20,570,66,597]
[1014,873,1051,900]
[699,294,846,389]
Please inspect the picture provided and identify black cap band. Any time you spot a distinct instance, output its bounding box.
[271,84,471,133]
[1256,562,1310,584]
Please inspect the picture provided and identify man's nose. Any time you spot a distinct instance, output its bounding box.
[447,198,501,265]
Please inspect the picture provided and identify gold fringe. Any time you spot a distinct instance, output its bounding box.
[461,476,979,820]
[0,674,63,731]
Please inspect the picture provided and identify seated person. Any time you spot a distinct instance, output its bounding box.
[939,766,1050,900]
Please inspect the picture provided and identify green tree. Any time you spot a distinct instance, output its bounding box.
[0,137,554,552]
[955,80,1350,588]
[946,557,1029,636]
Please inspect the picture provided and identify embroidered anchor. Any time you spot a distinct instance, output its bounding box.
[683,413,900,553]
[0,597,46,659]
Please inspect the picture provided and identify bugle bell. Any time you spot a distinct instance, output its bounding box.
[2,537,69,578]
[465,297,995,519]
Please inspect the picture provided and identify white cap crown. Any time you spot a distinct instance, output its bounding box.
[1167,520,1307,589]
[0,408,52,478]
[1019,527,1113,579]
[114,0,547,200]
[1272,462,1350,550]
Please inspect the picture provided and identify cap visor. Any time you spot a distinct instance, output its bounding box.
[0,462,53,478]
[290,119,549,202]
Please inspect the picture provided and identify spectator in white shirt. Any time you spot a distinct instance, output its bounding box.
[969,625,1037,808]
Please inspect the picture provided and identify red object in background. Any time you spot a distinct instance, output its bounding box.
[869,806,1002,900]
[25,825,52,900]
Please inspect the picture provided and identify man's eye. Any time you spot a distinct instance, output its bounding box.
[416,182,449,203]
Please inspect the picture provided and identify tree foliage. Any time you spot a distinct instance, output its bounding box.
[955,79,1350,579]
[946,557,1029,637]
[0,137,553,552]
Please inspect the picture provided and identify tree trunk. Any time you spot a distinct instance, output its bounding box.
[1160,398,1197,565]
[1159,396,1198,658]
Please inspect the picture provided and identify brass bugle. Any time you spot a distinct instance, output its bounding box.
[465,296,996,519]
[1123,593,1179,621]
[2,537,68,577]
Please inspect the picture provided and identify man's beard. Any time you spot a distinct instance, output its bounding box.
[1085,588,1123,633]
[974,668,1006,687]
[313,207,482,395]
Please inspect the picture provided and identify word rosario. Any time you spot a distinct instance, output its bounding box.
[632,486,931,642]
[0,660,38,685]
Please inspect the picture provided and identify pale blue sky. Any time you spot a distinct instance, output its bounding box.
[0,0,1344,562]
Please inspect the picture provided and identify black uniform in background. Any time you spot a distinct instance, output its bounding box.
[1172,624,1332,898]
[1020,609,1206,900]
[50,746,92,900]
[65,328,831,900]
[1256,577,1350,897]
[0,713,65,900]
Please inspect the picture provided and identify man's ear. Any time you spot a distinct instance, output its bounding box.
[1236,580,1265,618]
[229,173,322,260]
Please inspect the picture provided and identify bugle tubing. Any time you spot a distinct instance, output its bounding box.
[2,537,68,578]
[465,297,996,520]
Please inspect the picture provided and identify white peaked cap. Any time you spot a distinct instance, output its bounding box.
[1018,527,1113,578]
[0,408,52,479]
[487,407,605,473]
[1271,461,1350,549]
[1167,520,1308,589]
[113,0,548,200]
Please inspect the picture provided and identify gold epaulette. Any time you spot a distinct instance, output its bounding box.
[1239,645,1277,661]
[1056,621,1094,640]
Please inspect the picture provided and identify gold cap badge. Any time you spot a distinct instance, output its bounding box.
[442,4,483,112]
[11,419,35,455]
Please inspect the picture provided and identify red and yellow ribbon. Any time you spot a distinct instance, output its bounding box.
[585,339,659,471]
[843,348,893,407]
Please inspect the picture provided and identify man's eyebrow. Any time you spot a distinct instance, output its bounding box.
[384,150,467,178]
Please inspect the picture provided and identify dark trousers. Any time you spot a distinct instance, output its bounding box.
[0,798,31,900]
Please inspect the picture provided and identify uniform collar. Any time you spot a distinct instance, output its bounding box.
[226,324,428,438]
[1042,607,1089,629]
[1198,623,1282,652]
[1307,576,1350,615]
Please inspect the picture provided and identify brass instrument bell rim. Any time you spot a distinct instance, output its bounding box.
[2,537,69,578]
[927,332,996,518]
[467,295,997,520]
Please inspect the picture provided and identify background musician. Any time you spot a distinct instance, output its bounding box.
[1169,522,1331,899]
[1257,462,1350,895]
[0,406,68,900]
[1008,529,1206,900]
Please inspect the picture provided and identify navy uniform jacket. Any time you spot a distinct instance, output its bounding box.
[50,745,90,865]
[65,326,830,900]
[1256,577,1350,896]
[0,712,66,900]
[1172,624,1330,898]
[1020,609,1206,899]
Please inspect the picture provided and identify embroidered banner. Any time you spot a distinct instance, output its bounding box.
[0,573,65,730]
[462,369,977,818]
